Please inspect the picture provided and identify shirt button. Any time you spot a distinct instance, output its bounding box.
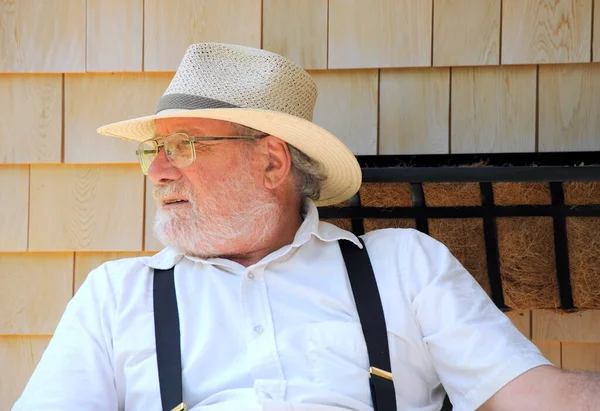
[248,273,255,280]
[254,325,264,334]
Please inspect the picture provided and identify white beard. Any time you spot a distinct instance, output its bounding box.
[153,171,279,259]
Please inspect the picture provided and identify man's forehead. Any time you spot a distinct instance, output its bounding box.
[154,117,233,136]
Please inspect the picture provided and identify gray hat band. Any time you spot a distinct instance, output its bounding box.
[155,93,239,114]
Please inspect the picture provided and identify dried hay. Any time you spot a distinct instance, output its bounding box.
[493,182,551,205]
[567,217,600,308]
[330,199,351,208]
[364,218,416,233]
[497,217,560,309]
[564,182,600,205]
[428,218,490,295]
[360,183,413,207]
[321,218,353,232]
[323,178,600,310]
[423,183,481,207]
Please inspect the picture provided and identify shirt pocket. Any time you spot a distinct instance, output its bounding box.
[307,321,371,405]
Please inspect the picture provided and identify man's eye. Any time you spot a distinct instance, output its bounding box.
[176,141,192,149]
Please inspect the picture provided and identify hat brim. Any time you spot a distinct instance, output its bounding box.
[97,108,361,206]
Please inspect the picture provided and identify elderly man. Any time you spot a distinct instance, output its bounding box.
[13,43,599,411]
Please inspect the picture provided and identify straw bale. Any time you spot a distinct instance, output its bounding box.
[321,218,353,232]
[497,217,560,309]
[359,183,413,207]
[564,182,600,205]
[567,217,600,308]
[364,218,416,233]
[493,182,551,205]
[429,218,490,295]
[423,183,481,207]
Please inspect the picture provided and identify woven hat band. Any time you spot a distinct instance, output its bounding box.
[156,93,239,114]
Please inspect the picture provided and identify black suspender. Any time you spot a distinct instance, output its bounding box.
[340,239,397,411]
[153,268,186,411]
[152,239,395,410]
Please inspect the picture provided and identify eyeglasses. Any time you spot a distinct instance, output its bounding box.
[136,132,268,175]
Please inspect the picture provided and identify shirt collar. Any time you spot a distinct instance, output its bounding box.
[142,199,361,270]
[298,199,362,248]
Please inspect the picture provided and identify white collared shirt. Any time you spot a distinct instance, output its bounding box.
[13,200,550,411]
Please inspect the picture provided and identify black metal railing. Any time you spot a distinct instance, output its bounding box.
[319,151,600,311]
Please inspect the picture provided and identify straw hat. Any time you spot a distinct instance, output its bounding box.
[97,43,361,206]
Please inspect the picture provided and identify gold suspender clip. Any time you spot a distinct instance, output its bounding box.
[369,366,393,381]
[170,403,187,411]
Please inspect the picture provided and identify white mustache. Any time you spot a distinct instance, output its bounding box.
[153,183,191,204]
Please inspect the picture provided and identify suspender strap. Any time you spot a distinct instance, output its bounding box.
[153,267,186,411]
[340,239,397,411]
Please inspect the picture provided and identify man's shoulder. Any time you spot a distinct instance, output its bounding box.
[81,248,177,292]
[360,227,430,254]
[99,254,152,272]
[359,227,462,292]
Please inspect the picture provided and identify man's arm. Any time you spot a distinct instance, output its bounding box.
[481,364,600,410]
[12,265,119,410]
[398,230,553,410]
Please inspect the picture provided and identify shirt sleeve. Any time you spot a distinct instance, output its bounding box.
[406,230,552,411]
[12,265,119,411]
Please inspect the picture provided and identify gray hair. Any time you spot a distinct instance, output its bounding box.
[231,123,327,201]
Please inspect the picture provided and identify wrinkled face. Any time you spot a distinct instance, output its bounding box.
[147,117,278,258]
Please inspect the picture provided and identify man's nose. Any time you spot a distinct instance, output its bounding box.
[147,148,182,184]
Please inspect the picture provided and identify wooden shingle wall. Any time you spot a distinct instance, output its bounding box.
[1,0,599,407]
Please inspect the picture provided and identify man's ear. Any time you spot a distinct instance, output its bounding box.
[262,136,292,190]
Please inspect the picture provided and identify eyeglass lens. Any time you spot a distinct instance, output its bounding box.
[137,133,195,175]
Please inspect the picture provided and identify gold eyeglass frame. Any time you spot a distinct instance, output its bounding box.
[135,132,268,175]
